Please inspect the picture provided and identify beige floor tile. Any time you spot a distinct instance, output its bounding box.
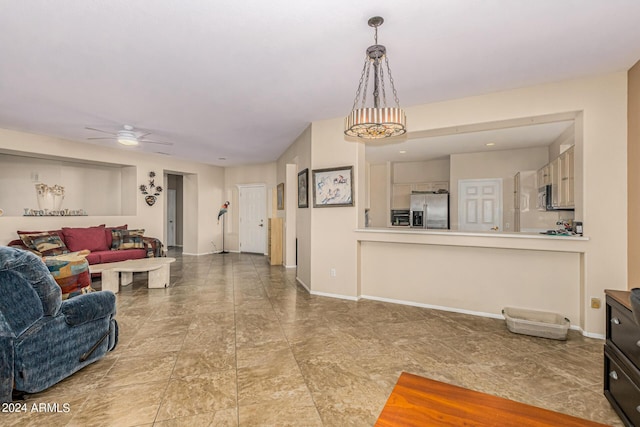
[155,371,237,421]
[67,380,168,427]
[27,249,619,427]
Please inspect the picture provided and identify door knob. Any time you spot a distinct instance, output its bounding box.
[259,223,264,227]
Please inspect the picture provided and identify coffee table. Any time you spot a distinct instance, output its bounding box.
[89,257,176,293]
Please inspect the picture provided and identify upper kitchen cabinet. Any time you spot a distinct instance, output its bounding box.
[536,164,551,187]
[551,145,575,209]
[560,145,575,208]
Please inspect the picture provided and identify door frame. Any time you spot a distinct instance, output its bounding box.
[237,183,267,254]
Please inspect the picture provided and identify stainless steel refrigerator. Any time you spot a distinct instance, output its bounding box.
[410,192,449,229]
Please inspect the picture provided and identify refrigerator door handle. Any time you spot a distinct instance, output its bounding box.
[423,203,428,229]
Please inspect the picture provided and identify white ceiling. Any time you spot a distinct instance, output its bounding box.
[1,1,639,166]
[366,120,575,164]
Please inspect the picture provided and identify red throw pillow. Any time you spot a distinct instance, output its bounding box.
[62,225,108,252]
[105,224,128,248]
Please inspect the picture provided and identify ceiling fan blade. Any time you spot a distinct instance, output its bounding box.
[87,137,116,140]
[85,127,116,136]
[141,140,173,146]
[138,132,152,139]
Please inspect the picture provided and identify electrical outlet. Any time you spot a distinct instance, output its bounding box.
[590,297,601,309]
[330,268,336,277]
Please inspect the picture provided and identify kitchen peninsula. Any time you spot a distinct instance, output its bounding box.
[354,226,591,336]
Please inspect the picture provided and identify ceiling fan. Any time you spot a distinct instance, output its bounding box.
[85,125,173,146]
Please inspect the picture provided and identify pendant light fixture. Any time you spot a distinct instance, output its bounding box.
[344,16,406,140]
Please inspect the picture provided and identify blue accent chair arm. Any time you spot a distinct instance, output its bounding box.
[61,291,116,327]
[0,335,14,403]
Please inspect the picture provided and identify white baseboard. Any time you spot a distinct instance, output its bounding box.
[360,294,604,339]
[296,277,310,292]
[310,290,359,302]
[284,264,297,269]
[361,295,504,320]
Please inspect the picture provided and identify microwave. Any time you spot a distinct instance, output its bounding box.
[391,209,410,226]
[539,184,574,211]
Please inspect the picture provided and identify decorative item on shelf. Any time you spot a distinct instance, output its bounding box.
[35,183,65,211]
[344,16,406,140]
[23,208,87,216]
[139,171,163,206]
[217,201,230,254]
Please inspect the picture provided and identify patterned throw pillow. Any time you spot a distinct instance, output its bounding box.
[44,251,93,299]
[111,229,145,250]
[18,231,69,256]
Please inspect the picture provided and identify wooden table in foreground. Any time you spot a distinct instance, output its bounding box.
[375,372,610,427]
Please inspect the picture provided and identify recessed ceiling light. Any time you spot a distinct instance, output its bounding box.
[485,142,496,147]
[399,150,407,154]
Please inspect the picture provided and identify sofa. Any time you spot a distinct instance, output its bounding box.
[7,224,164,265]
[0,246,118,403]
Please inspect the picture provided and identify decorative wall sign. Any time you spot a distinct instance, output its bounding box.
[298,169,308,208]
[312,166,354,208]
[140,171,163,206]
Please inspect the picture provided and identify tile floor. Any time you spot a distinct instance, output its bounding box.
[5,249,623,426]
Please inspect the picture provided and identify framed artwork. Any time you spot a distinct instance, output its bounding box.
[297,169,309,208]
[277,182,285,210]
[312,166,354,208]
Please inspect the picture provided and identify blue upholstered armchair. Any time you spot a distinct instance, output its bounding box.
[0,246,118,403]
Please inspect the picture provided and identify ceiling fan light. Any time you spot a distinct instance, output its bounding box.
[117,130,139,146]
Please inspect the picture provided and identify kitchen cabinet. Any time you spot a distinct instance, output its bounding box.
[551,145,575,209]
[560,145,575,208]
[536,164,551,187]
[604,290,640,426]
[267,218,283,265]
[392,181,449,209]
[538,145,575,210]
[550,157,560,208]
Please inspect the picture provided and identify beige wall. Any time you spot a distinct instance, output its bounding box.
[361,241,581,323]
[0,128,224,255]
[449,146,551,230]
[276,125,312,286]
[629,61,640,287]
[310,118,363,298]
[393,159,450,183]
[223,163,277,253]
[307,72,627,335]
[368,163,389,227]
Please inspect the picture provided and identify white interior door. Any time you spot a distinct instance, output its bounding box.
[239,185,267,254]
[167,189,176,246]
[458,179,503,232]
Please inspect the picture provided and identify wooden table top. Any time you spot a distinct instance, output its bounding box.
[375,372,610,427]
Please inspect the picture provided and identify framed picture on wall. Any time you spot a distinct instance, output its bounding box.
[277,182,285,210]
[312,166,354,208]
[298,169,309,208]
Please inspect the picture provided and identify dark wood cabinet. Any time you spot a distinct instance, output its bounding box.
[605,290,640,426]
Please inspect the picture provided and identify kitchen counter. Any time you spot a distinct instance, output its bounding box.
[356,227,588,252]
[360,227,587,239]
[354,226,591,337]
